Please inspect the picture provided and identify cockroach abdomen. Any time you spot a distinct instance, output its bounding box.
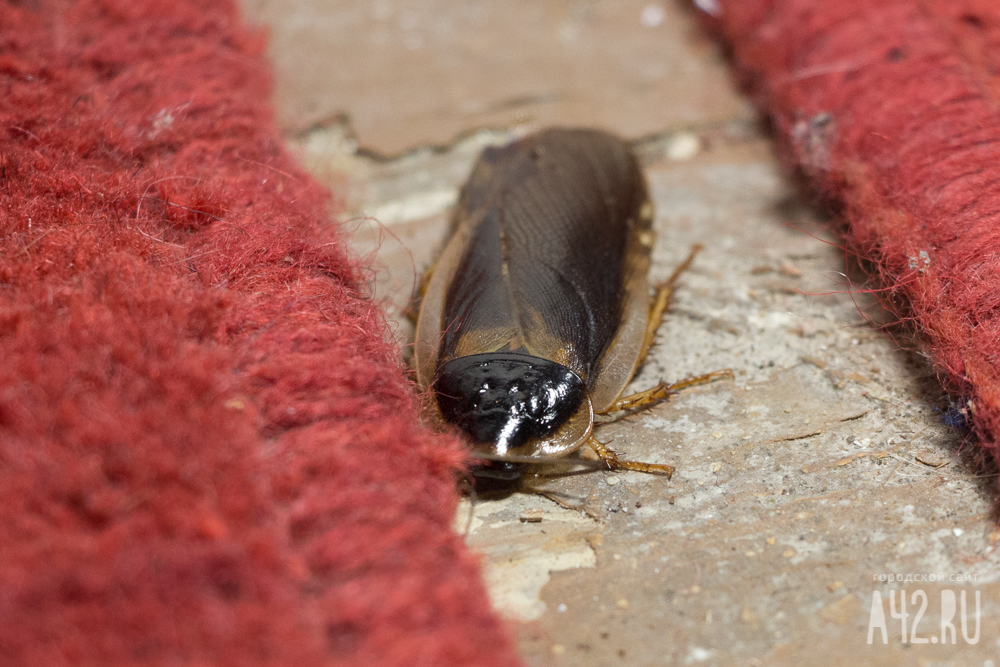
[434,352,586,454]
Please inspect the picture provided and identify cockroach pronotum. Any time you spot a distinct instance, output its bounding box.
[415,128,731,486]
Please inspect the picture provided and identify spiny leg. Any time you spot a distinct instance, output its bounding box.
[635,243,704,368]
[587,245,724,479]
[607,369,734,414]
[587,436,675,478]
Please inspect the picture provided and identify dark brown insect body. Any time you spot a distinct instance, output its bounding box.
[416,128,727,484]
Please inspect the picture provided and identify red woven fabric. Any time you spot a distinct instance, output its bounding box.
[0,2,518,665]
[706,0,1000,478]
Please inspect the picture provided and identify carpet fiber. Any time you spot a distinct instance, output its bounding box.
[0,2,519,665]
[706,0,1000,485]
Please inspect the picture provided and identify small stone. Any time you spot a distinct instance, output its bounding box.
[666,132,701,161]
[606,476,621,486]
[557,603,568,613]
[798,319,820,338]
[520,508,544,523]
[783,548,796,558]
[640,3,665,27]
[766,537,776,545]
[616,598,629,609]
[779,261,803,277]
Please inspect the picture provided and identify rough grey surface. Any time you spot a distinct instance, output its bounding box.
[245,1,1000,664]
[241,0,750,155]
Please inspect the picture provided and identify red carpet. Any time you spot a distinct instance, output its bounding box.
[0,2,519,665]
[706,0,1000,482]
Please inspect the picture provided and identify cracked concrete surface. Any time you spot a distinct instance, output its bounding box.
[241,0,749,155]
[244,1,1000,664]
[454,496,600,622]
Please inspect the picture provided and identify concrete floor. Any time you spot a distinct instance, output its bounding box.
[243,1,1000,664]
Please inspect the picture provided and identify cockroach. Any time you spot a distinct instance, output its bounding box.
[415,128,731,486]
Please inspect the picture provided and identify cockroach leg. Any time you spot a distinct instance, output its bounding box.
[457,473,477,535]
[529,489,604,522]
[404,263,436,325]
[606,369,734,415]
[532,489,585,511]
[587,436,675,478]
[635,243,704,368]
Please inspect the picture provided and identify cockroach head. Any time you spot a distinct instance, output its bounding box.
[433,352,587,457]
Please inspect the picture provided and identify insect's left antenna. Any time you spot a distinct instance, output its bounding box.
[457,469,477,535]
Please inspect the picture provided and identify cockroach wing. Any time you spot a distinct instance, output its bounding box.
[587,227,653,413]
[436,130,650,380]
[415,220,471,393]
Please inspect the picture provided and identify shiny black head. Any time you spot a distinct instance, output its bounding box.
[434,353,586,480]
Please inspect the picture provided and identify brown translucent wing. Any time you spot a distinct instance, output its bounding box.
[586,230,652,413]
[414,138,516,390]
[414,220,471,391]
[434,128,650,385]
